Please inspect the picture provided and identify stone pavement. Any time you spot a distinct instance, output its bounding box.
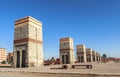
[0,61,120,77]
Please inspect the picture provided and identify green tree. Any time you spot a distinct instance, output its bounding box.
[102,54,107,58]
[51,57,55,61]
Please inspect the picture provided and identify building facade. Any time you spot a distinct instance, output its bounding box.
[76,45,86,63]
[86,48,93,62]
[96,52,101,62]
[59,37,74,64]
[0,48,7,64]
[92,50,97,62]
[13,16,43,68]
[7,52,13,64]
[96,52,99,61]
[98,53,101,61]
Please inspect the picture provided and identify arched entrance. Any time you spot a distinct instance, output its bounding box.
[78,56,80,62]
[22,50,26,67]
[62,55,64,64]
[66,55,69,64]
[81,56,84,62]
[62,53,69,64]
[93,56,95,61]
[16,51,20,68]
[78,56,84,62]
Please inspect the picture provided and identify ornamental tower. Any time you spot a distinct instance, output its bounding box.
[76,45,86,63]
[13,16,43,68]
[59,37,74,64]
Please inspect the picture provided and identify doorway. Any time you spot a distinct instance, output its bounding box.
[22,50,26,67]
[16,51,20,68]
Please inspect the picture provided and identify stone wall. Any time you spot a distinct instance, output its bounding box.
[13,16,43,68]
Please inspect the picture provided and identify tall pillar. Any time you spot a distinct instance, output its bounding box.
[86,48,93,62]
[20,50,22,68]
[13,16,43,68]
[76,45,86,63]
[95,51,97,61]
[99,53,101,61]
[96,52,99,61]
[92,50,96,62]
[98,53,101,62]
[59,37,74,64]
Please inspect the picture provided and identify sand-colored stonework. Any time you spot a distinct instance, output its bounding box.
[13,16,43,68]
[59,37,74,64]
[76,45,87,63]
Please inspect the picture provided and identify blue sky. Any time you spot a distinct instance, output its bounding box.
[0,0,120,59]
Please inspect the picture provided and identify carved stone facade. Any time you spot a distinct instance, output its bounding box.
[86,48,93,62]
[0,48,7,63]
[92,50,97,62]
[13,16,43,68]
[76,45,86,63]
[96,52,101,61]
[59,37,74,64]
